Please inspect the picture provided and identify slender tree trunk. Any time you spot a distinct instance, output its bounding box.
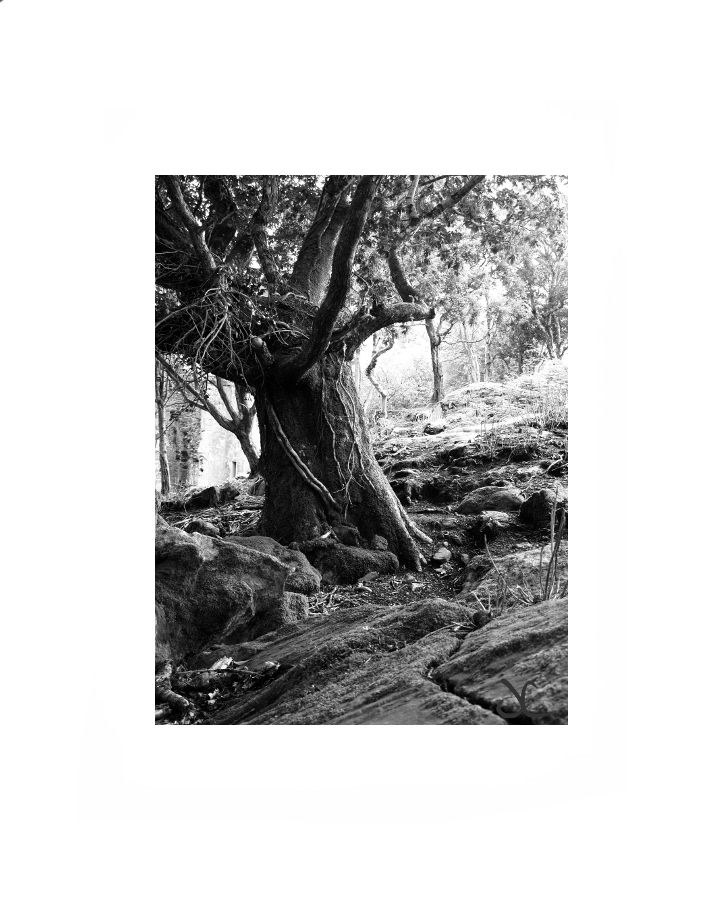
[460,322,480,383]
[551,314,564,358]
[175,415,200,488]
[257,354,421,569]
[425,319,445,404]
[156,401,171,495]
[234,426,260,477]
[155,366,171,495]
[484,290,493,381]
[365,331,393,419]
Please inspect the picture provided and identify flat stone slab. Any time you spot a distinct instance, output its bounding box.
[433,599,568,724]
[210,599,505,725]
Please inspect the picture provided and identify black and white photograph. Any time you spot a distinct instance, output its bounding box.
[154,175,568,724]
[5,1,719,896]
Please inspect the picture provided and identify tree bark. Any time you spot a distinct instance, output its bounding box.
[425,320,445,404]
[234,423,260,477]
[257,354,421,569]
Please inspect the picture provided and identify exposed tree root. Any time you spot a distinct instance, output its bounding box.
[266,399,341,512]
[394,494,433,545]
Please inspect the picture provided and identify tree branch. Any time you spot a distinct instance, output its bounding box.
[365,330,395,415]
[162,176,217,274]
[289,176,353,299]
[386,244,423,304]
[333,301,433,354]
[408,175,486,229]
[286,176,381,378]
[213,377,240,425]
[155,353,233,431]
[250,176,280,290]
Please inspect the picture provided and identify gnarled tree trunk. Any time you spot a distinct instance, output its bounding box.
[258,354,420,568]
[156,176,486,572]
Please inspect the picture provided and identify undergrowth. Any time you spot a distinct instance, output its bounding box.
[470,496,568,619]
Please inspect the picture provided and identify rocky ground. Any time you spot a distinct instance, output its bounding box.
[156,375,569,725]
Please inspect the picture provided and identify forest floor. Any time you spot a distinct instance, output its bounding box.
[159,373,568,724]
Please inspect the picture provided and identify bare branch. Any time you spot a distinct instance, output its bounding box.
[162,176,217,274]
[155,352,233,431]
[213,377,240,424]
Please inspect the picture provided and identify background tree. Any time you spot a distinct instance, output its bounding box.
[365,328,396,418]
[496,191,568,363]
[377,176,564,405]
[156,354,260,476]
[155,360,173,495]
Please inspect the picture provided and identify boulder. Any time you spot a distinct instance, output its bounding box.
[306,544,399,585]
[155,518,306,663]
[434,599,568,723]
[185,519,221,538]
[430,546,452,566]
[186,485,220,510]
[456,486,524,515]
[457,542,568,602]
[520,488,566,528]
[421,475,458,503]
[218,480,242,504]
[224,535,321,595]
[468,511,514,546]
[423,422,446,435]
[210,599,505,725]
[478,476,514,488]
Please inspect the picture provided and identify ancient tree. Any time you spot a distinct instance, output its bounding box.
[155,176,487,569]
